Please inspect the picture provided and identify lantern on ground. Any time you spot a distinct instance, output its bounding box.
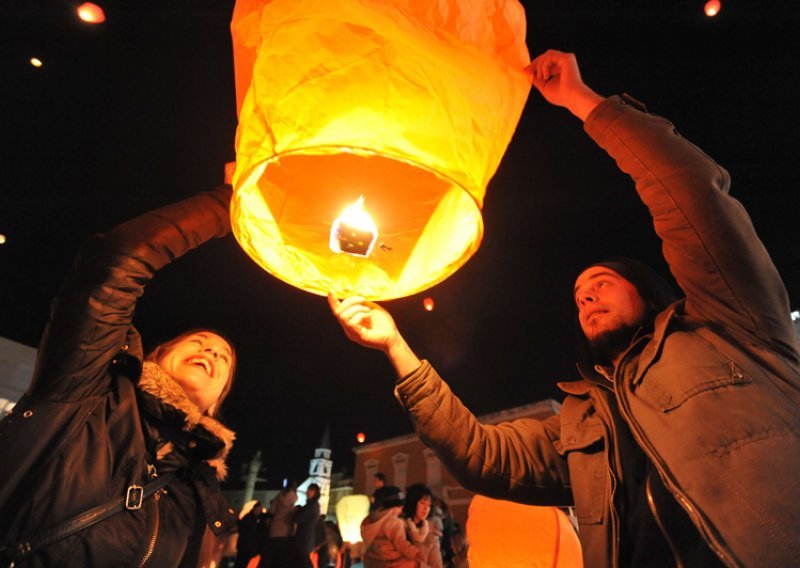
[230,0,531,299]
[466,496,583,567]
[336,494,371,544]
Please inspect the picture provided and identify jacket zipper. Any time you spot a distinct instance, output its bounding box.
[138,491,161,568]
[589,389,621,568]
[613,358,734,567]
[645,470,683,568]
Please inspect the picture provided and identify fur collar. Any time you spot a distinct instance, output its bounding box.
[139,362,235,480]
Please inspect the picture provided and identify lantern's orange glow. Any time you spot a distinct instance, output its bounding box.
[336,494,371,543]
[77,2,106,24]
[0,234,6,245]
[467,496,583,567]
[704,0,721,16]
[356,432,366,444]
[423,297,435,312]
[230,0,531,300]
[330,196,378,257]
[30,57,43,68]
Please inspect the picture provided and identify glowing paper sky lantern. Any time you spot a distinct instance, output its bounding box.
[467,496,583,567]
[336,494,371,544]
[704,0,722,17]
[77,2,106,24]
[230,0,531,299]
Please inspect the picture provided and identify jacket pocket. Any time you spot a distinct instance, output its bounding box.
[637,331,752,412]
[558,421,607,525]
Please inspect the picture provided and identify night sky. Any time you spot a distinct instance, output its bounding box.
[2,0,799,488]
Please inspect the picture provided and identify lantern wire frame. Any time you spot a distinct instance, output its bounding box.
[232,145,484,300]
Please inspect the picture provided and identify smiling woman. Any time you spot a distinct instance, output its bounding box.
[147,330,237,416]
[0,187,239,567]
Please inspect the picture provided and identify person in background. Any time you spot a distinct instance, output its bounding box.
[369,472,387,512]
[330,49,800,567]
[236,502,267,568]
[293,483,322,567]
[432,498,453,567]
[0,181,238,567]
[320,520,344,568]
[260,481,299,567]
[402,484,442,568]
[361,486,420,568]
[447,524,468,568]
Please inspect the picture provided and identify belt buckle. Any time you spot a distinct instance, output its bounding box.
[125,485,144,510]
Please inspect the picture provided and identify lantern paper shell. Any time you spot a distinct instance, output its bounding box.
[230,0,531,299]
[335,494,371,543]
[467,496,583,567]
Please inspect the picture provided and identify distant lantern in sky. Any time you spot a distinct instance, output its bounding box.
[356,432,366,444]
[77,2,106,24]
[0,234,6,245]
[229,0,532,300]
[704,0,722,16]
[423,297,435,312]
[30,57,43,68]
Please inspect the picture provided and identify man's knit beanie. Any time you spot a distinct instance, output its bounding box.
[574,257,679,371]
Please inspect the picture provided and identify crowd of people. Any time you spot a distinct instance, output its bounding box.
[234,474,466,568]
[234,483,336,568]
[361,476,457,568]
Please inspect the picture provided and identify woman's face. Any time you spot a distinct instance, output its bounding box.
[157,331,233,414]
[415,495,432,522]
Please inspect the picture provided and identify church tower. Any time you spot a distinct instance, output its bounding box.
[303,423,333,514]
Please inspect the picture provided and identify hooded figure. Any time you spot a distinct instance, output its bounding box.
[360,487,419,568]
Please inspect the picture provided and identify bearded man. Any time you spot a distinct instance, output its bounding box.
[329,50,800,568]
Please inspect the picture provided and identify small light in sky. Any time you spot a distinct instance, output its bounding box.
[30,57,43,68]
[77,2,106,24]
[423,297,435,312]
[356,432,366,444]
[704,0,722,17]
[0,234,6,245]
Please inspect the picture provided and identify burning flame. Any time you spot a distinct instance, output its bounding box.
[330,196,378,257]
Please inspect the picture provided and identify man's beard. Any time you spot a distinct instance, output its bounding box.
[588,323,640,366]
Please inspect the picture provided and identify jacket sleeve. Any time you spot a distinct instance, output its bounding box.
[395,361,572,506]
[29,187,233,400]
[585,95,798,360]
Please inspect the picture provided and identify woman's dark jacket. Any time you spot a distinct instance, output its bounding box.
[394,96,800,567]
[0,188,237,567]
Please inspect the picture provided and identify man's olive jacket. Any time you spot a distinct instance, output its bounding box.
[395,96,800,568]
